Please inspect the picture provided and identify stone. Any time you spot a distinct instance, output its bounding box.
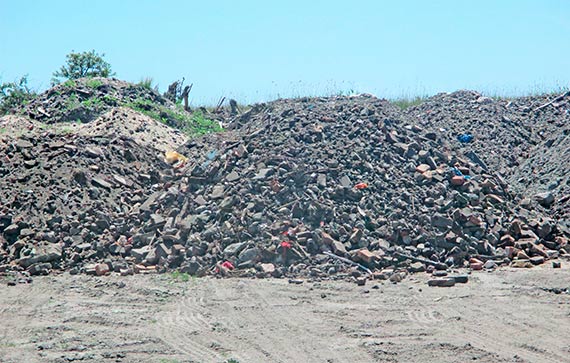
[3,224,20,236]
[27,262,51,275]
[356,277,367,286]
[450,175,465,186]
[226,171,240,182]
[427,278,456,287]
[432,270,448,277]
[470,258,484,270]
[529,256,545,265]
[331,240,348,255]
[317,174,327,187]
[415,164,431,174]
[534,192,554,207]
[512,260,533,268]
[95,263,110,276]
[339,175,351,188]
[210,185,225,199]
[223,242,247,257]
[356,249,376,263]
[451,275,469,283]
[92,177,112,190]
[431,214,453,228]
[409,262,425,273]
[18,244,62,268]
[131,245,151,261]
[260,263,275,274]
[552,261,561,268]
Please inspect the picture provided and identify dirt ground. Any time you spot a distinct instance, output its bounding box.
[1,265,569,363]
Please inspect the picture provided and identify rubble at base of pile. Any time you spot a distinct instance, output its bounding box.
[1,90,570,282]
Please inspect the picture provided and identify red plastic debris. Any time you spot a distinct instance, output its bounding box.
[354,182,368,189]
[280,241,292,249]
[221,261,235,270]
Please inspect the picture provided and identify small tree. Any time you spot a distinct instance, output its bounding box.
[0,75,36,115]
[52,50,115,85]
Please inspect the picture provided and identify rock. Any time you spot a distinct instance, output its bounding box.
[552,261,561,268]
[27,262,51,275]
[18,244,62,268]
[131,246,151,261]
[223,242,247,257]
[427,278,456,287]
[409,262,425,273]
[389,272,403,283]
[356,277,367,286]
[3,224,20,236]
[483,260,498,270]
[450,175,465,186]
[529,256,545,265]
[210,185,225,199]
[260,263,275,274]
[356,249,376,264]
[432,270,448,277]
[339,175,351,188]
[512,260,533,268]
[535,192,555,207]
[470,258,484,270]
[451,275,469,283]
[226,171,240,182]
[331,240,348,255]
[92,177,112,190]
[415,164,431,174]
[95,263,110,276]
[431,214,453,228]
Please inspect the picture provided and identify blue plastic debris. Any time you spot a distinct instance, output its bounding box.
[457,134,474,143]
[451,167,472,180]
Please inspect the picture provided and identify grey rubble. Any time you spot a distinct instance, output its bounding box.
[1,88,569,279]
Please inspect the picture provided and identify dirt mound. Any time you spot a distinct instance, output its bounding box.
[76,107,188,152]
[20,77,165,124]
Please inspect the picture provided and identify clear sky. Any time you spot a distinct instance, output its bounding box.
[1,0,569,104]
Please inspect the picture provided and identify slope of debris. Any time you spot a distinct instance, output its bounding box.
[0,132,172,275]
[404,90,570,174]
[1,90,568,279]
[20,77,165,124]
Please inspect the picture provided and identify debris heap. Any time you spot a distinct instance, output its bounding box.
[1,89,568,278]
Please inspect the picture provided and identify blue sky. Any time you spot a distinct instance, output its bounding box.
[1,0,569,104]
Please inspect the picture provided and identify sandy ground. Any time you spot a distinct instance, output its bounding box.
[1,265,569,363]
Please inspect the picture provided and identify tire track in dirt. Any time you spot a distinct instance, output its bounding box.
[214,280,375,363]
[155,286,225,363]
[402,281,570,363]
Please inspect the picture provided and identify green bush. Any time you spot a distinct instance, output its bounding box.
[52,50,115,85]
[0,75,36,115]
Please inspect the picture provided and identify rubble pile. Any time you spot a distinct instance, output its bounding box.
[20,77,166,124]
[1,87,568,280]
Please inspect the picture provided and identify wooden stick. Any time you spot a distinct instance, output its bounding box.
[534,91,570,112]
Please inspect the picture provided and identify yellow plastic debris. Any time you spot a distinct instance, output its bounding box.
[164,150,188,167]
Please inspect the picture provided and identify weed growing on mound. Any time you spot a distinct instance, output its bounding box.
[85,78,104,89]
[125,98,223,137]
[390,96,427,110]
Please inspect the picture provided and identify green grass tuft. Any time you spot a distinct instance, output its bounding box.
[390,96,428,110]
[62,79,77,88]
[138,77,156,90]
[170,271,191,282]
[125,98,223,137]
[85,78,104,88]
